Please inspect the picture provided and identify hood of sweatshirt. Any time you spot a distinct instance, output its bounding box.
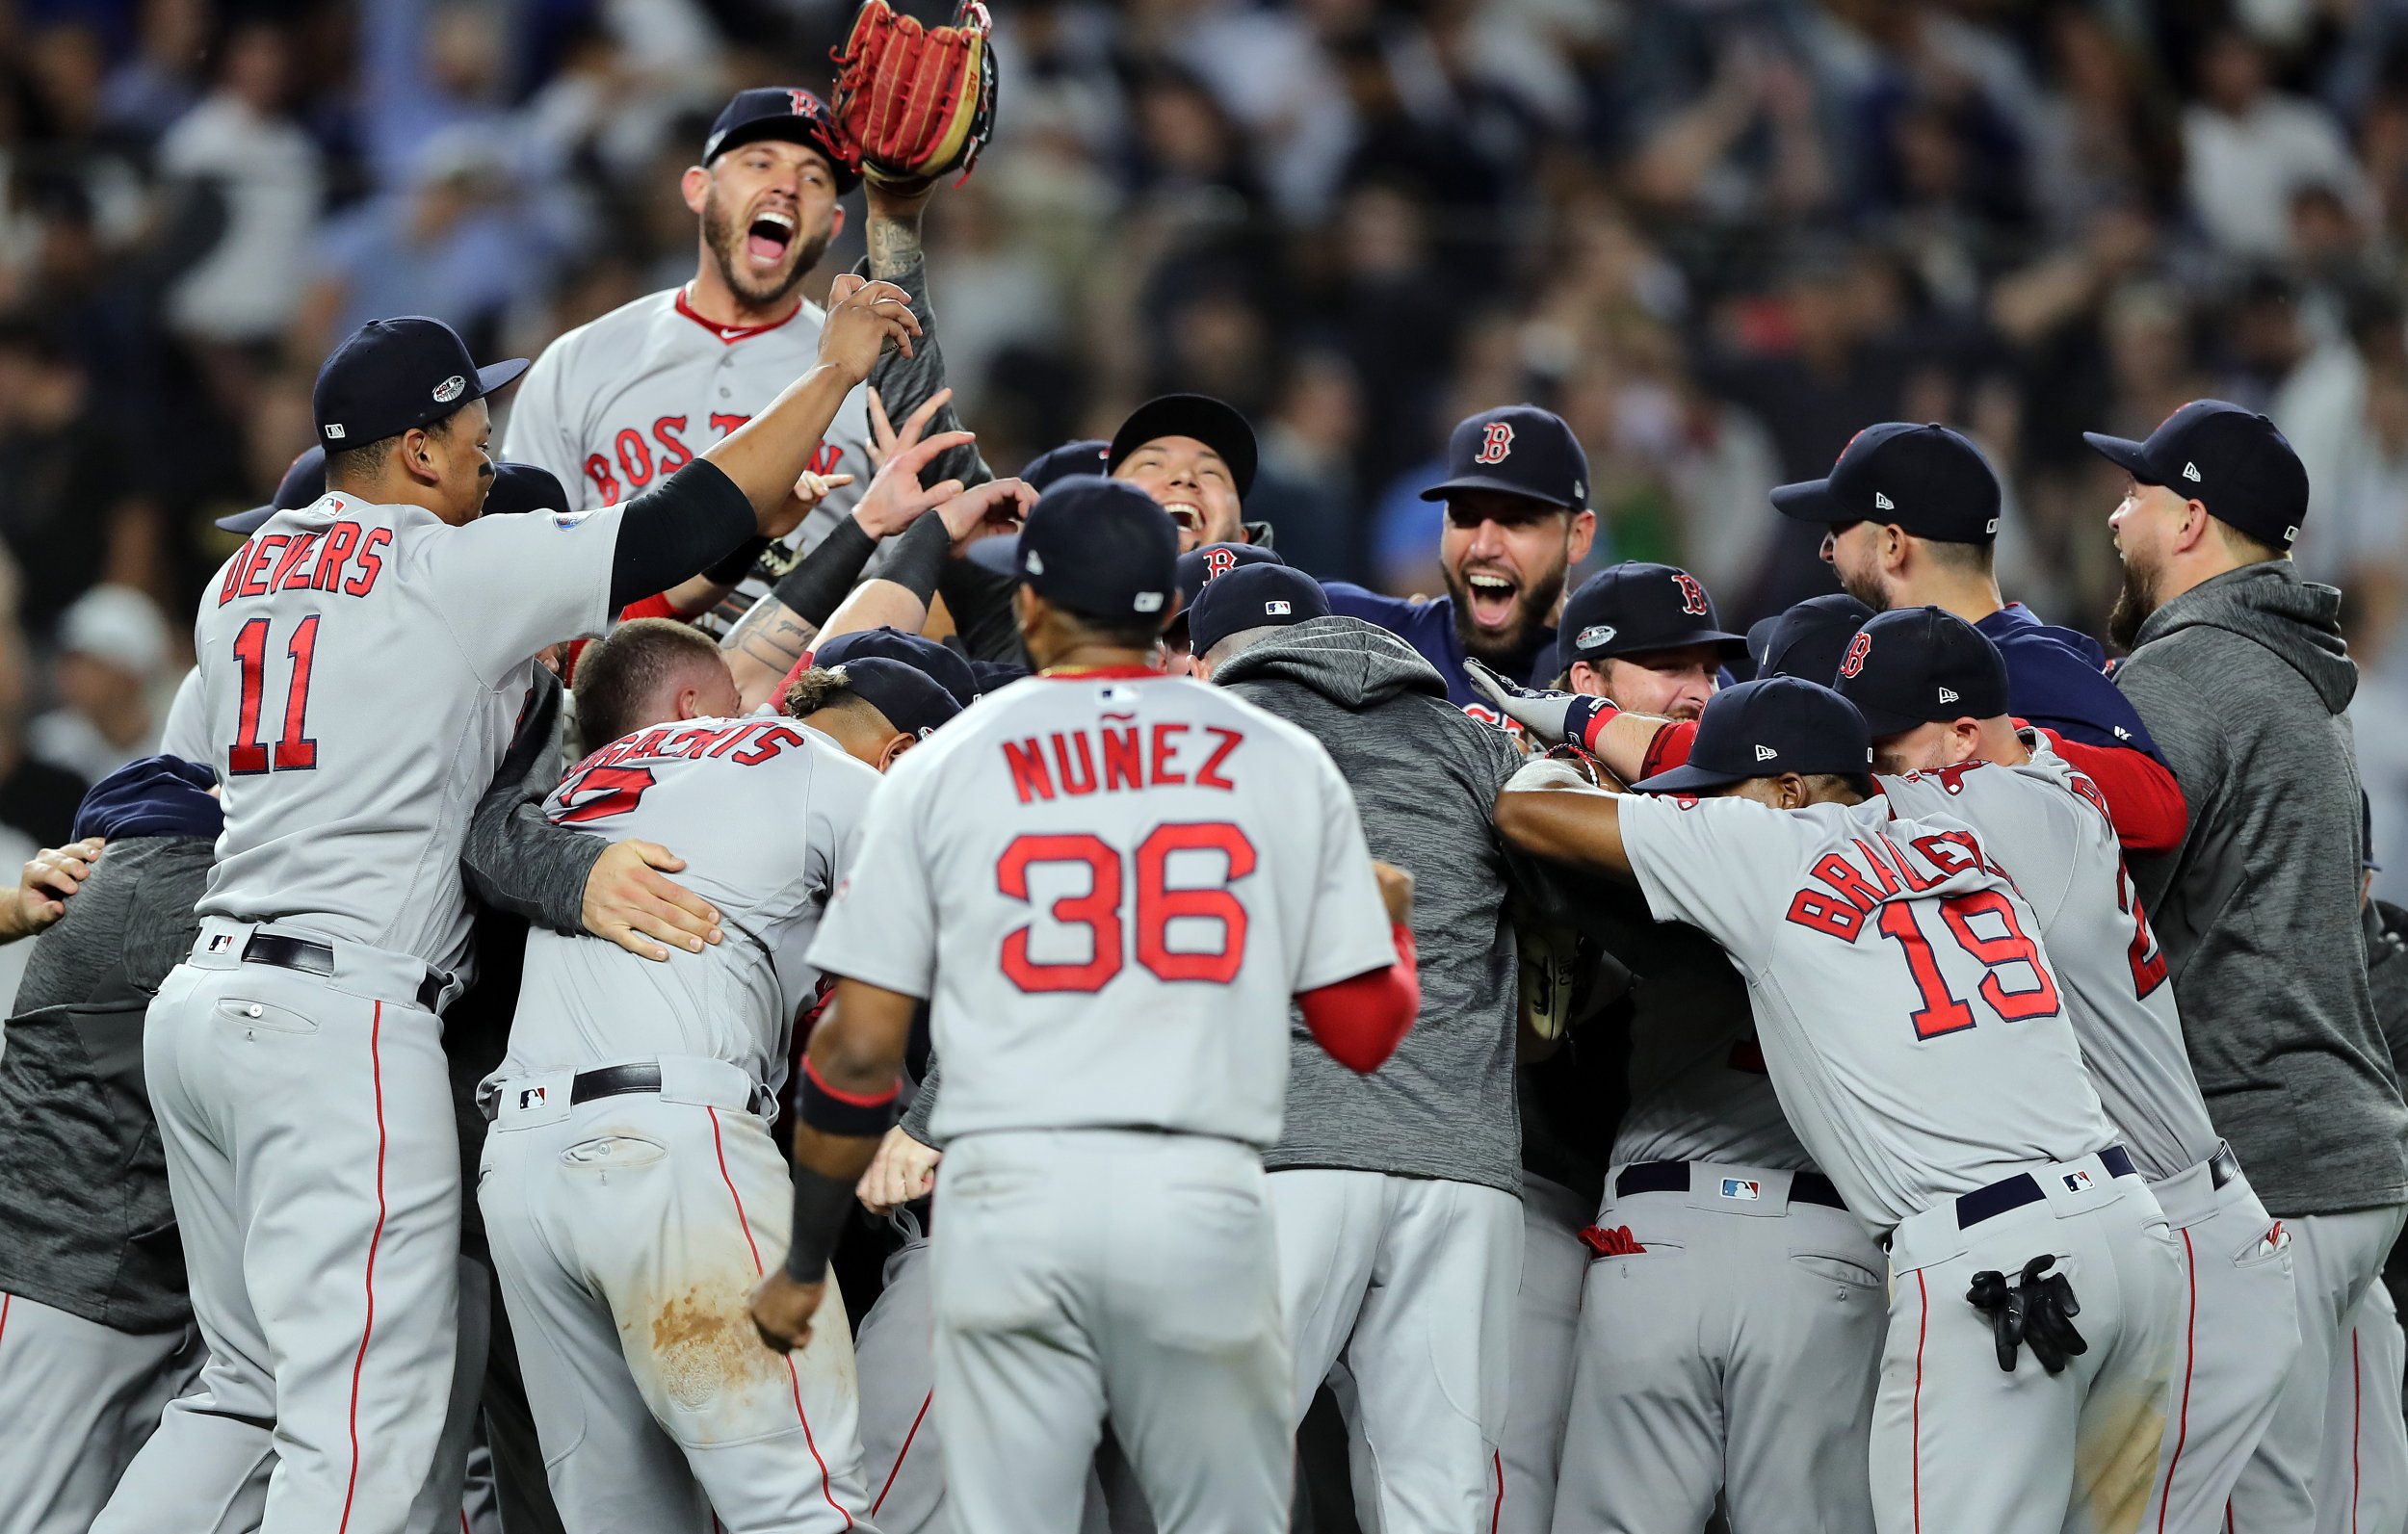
[2132,561,2357,715]
[1210,615,1451,710]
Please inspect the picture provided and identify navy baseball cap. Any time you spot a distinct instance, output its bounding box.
[1421,404,1589,511]
[219,446,327,533]
[701,87,861,192]
[1746,592,1875,683]
[1013,475,1179,625]
[2081,400,2311,550]
[1188,564,1330,658]
[1829,606,2009,739]
[1632,676,1875,793]
[811,626,979,709]
[1175,541,1286,611]
[1108,395,1258,498]
[1771,423,2002,544]
[482,462,573,518]
[313,317,528,452]
[1557,562,1745,669]
[824,656,960,738]
[1023,439,1110,492]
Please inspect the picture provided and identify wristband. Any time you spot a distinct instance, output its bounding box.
[1566,694,1620,755]
[799,1057,902,1137]
[703,535,771,587]
[882,512,951,607]
[783,1164,858,1283]
[772,517,879,629]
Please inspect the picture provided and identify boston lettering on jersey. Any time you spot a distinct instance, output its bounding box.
[581,412,845,506]
[1003,721,1244,803]
[215,523,391,606]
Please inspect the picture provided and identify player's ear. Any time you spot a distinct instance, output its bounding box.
[878,732,915,771]
[1567,508,1597,564]
[1776,772,1811,811]
[827,204,845,240]
[680,165,710,216]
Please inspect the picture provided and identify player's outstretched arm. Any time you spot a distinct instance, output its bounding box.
[861,178,996,497]
[702,274,920,518]
[0,837,103,944]
[1296,862,1422,1074]
[751,975,914,1354]
[1494,759,1638,881]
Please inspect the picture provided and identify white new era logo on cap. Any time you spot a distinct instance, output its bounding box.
[1267,600,1292,615]
[325,424,346,439]
[1938,687,1959,703]
[2183,462,2202,482]
[1754,744,1777,762]
[1134,591,1165,612]
[1874,492,1896,511]
[1024,551,1045,574]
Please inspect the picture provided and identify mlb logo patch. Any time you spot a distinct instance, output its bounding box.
[1719,1178,1763,1202]
[1266,600,1292,616]
[207,933,235,952]
[552,508,596,532]
[1578,624,1616,649]
[2061,1169,2094,1193]
[518,1086,547,1110]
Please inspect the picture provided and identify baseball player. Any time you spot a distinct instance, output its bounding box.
[1486,607,2298,1531]
[477,619,885,1532]
[502,89,877,635]
[748,477,1420,1533]
[1495,676,2186,1534]
[1324,404,1597,713]
[1191,565,1530,1534]
[1743,592,1876,685]
[96,285,917,1534]
[1770,422,2186,848]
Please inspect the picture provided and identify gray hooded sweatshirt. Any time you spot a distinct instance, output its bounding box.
[2116,561,2408,1216]
[1216,616,1528,1195]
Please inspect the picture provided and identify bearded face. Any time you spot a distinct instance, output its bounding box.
[695,141,842,313]
[1439,491,1591,667]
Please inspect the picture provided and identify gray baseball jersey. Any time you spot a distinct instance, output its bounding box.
[1616,791,2117,1231]
[501,286,872,634]
[499,715,879,1091]
[808,670,1398,1149]
[194,491,625,974]
[1876,736,2221,1183]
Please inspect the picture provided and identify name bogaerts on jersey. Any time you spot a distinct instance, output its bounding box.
[215,521,391,605]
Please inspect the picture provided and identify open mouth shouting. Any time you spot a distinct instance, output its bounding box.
[745,208,798,271]
[1159,499,1203,534]
[1462,570,1521,632]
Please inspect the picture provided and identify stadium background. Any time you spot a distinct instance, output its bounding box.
[4,0,2408,923]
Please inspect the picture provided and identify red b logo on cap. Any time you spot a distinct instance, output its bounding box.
[1673,573,1709,616]
[1839,632,1871,679]
[1475,422,1514,465]
[1204,547,1238,579]
[788,89,814,117]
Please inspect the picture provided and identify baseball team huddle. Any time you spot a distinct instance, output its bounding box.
[2,22,2407,1534]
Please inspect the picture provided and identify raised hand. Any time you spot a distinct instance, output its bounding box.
[817,274,922,384]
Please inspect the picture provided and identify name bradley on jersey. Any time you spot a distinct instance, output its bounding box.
[1781,824,2022,941]
[215,523,392,605]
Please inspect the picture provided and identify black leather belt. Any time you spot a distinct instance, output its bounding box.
[242,933,445,1014]
[1956,1145,2137,1230]
[571,1063,663,1105]
[1615,1159,1847,1211]
[2210,1143,2240,1190]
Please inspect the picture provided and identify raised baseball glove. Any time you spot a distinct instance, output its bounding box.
[829,0,1000,188]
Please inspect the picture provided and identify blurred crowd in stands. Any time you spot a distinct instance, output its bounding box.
[9,0,2408,879]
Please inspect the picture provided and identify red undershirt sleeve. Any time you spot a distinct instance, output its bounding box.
[1295,923,1420,1074]
[2037,728,2187,852]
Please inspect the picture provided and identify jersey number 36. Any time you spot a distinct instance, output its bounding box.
[996,824,1255,993]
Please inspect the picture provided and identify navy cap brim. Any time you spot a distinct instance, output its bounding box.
[1768,478,1843,522]
[475,358,531,400]
[1848,697,1942,740]
[216,503,276,534]
[705,119,863,192]
[2081,431,2159,482]
[1631,761,1748,793]
[1418,473,1581,510]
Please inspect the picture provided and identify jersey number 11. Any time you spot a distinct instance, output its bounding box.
[226,615,322,774]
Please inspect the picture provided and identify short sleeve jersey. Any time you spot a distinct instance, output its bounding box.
[807,670,1399,1148]
[1875,737,2217,1181]
[502,716,878,1091]
[1617,792,2117,1230]
[194,491,626,974]
[500,286,873,635]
